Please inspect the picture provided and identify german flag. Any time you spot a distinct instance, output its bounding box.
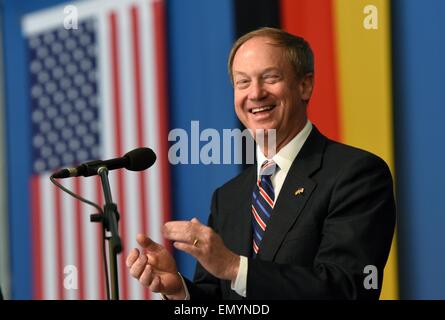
[280,0,398,299]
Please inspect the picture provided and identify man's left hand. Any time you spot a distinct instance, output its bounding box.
[163,218,240,281]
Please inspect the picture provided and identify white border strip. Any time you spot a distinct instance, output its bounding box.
[22,0,146,36]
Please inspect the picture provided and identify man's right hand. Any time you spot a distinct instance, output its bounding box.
[126,234,186,299]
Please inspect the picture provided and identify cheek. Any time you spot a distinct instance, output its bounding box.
[234,106,247,126]
[233,99,243,119]
[234,94,245,111]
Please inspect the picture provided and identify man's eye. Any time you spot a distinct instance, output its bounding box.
[264,75,280,83]
[236,79,250,88]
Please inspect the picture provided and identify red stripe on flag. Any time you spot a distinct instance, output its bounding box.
[74,178,85,299]
[130,5,146,151]
[131,3,149,240]
[281,0,341,140]
[109,11,128,300]
[130,4,151,300]
[153,0,172,252]
[31,176,43,299]
[130,4,148,242]
[54,186,64,299]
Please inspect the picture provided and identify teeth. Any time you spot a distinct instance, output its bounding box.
[252,105,274,114]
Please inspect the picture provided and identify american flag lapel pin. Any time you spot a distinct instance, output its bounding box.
[294,187,304,196]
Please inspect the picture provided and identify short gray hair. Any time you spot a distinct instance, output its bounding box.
[228,27,314,82]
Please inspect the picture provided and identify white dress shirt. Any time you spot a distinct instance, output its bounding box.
[231,120,313,297]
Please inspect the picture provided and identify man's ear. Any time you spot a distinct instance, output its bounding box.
[299,73,314,102]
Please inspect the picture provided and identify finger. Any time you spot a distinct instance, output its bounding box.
[129,254,148,279]
[191,217,201,224]
[173,241,199,258]
[136,233,161,250]
[163,221,195,242]
[126,248,140,268]
[149,275,162,293]
[145,253,158,267]
[139,264,154,287]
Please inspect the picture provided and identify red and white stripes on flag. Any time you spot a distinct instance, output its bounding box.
[23,0,171,299]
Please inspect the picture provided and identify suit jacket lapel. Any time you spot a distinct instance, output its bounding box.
[258,126,326,261]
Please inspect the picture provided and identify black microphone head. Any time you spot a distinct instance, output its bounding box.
[52,168,71,179]
[124,147,156,171]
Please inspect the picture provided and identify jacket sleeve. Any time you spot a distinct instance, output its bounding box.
[182,190,224,300]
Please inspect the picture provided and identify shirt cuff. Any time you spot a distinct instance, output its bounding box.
[159,272,190,300]
[231,255,247,297]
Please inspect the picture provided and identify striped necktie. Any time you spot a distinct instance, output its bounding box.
[251,160,277,257]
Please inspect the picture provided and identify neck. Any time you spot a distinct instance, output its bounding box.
[259,117,307,158]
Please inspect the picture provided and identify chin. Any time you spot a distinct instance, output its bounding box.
[250,122,277,132]
[249,127,277,139]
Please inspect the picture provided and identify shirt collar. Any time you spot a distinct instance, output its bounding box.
[256,120,313,176]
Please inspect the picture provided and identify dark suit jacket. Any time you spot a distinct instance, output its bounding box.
[185,126,396,300]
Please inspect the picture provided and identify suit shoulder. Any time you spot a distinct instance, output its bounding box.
[324,139,391,171]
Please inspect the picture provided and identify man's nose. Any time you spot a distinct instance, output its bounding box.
[248,81,267,101]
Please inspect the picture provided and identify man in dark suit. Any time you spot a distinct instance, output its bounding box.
[126,27,396,299]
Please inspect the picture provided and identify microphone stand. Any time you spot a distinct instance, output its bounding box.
[91,166,122,300]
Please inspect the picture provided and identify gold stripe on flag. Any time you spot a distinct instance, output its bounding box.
[333,0,398,299]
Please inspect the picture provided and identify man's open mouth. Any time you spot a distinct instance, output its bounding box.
[251,105,276,114]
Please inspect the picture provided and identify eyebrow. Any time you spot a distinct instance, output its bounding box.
[233,67,281,77]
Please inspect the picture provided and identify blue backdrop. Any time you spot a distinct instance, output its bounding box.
[392,0,445,299]
[166,0,239,279]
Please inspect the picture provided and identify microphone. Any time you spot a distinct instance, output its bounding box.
[52,147,156,179]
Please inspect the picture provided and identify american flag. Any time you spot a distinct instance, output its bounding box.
[22,0,171,299]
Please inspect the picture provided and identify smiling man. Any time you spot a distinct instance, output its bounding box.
[127,28,396,300]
